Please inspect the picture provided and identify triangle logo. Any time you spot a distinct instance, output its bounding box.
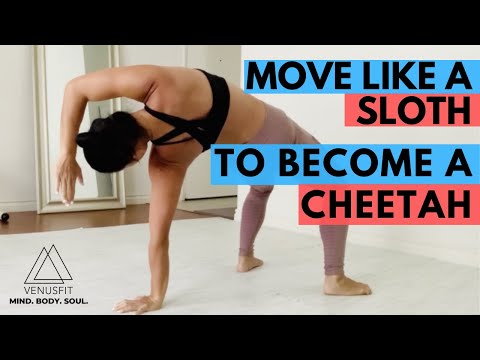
[25,245,73,285]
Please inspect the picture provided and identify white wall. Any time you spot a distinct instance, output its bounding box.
[238,45,480,267]
[0,45,187,212]
[0,45,36,212]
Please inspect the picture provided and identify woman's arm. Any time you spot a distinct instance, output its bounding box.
[114,152,188,314]
[147,159,187,303]
[57,65,172,204]
[60,65,168,157]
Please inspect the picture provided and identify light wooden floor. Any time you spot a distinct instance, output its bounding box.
[2,216,477,314]
[0,205,236,235]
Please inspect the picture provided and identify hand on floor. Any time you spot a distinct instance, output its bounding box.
[113,295,162,315]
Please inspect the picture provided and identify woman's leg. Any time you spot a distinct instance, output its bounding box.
[237,102,371,295]
[292,123,349,276]
[237,185,273,272]
[237,103,294,272]
[293,123,372,295]
[320,225,348,276]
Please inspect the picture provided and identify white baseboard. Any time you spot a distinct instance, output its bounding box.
[126,195,150,205]
[2,196,150,212]
[177,196,237,212]
[0,201,37,213]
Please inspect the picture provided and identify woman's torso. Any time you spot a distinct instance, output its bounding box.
[142,66,266,165]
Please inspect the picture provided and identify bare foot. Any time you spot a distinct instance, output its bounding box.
[324,274,372,296]
[237,255,264,272]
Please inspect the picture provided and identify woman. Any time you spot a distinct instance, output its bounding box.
[56,65,372,315]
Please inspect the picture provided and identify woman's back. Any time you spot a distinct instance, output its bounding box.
[145,66,266,144]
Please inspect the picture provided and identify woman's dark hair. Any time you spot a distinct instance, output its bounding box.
[76,111,146,173]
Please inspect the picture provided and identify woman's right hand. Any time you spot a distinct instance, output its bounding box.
[56,154,84,205]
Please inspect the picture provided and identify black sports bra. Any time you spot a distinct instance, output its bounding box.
[145,69,230,152]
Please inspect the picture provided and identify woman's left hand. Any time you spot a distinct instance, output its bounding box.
[113,295,163,315]
[56,154,83,205]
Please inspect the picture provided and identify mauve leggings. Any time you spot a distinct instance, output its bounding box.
[239,102,347,276]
